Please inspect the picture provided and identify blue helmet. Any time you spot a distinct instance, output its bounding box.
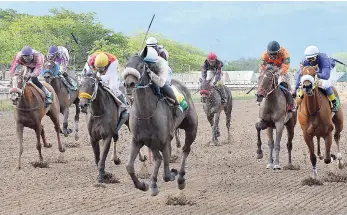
[48,46,58,55]
[21,46,33,56]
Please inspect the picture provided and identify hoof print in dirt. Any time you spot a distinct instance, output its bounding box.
[301,177,323,186]
[283,164,300,171]
[93,183,107,188]
[137,163,151,179]
[165,192,196,206]
[323,171,347,183]
[65,142,80,148]
[101,172,120,184]
[170,155,179,163]
[30,161,49,168]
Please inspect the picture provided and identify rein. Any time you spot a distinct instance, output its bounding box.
[258,69,279,98]
[299,74,322,117]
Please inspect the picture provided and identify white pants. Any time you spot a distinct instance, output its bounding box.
[318,66,334,90]
[96,60,122,97]
[206,70,223,86]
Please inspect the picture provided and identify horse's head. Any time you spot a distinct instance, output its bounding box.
[199,77,213,103]
[122,47,151,101]
[300,65,318,96]
[42,57,56,83]
[256,64,279,102]
[78,73,98,113]
[9,73,25,106]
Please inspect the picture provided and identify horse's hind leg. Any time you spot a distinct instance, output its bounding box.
[317,137,323,160]
[41,125,52,148]
[74,100,80,141]
[273,121,285,170]
[112,133,121,165]
[62,107,72,137]
[225,108,232,141]
[323,132,333,165]
[285,121,294,165]
[211,112,221,146]
[35,124,44,162]
[97,137,112,183]
[16,123,24,169]
[333,113,344,169]
[47,110,65,153]
[266,127,275,169]
[126,138,149,192]
[256,127,263,159]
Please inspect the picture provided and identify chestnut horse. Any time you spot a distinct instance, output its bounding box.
[9,69,65,169]
[297,65,344,179]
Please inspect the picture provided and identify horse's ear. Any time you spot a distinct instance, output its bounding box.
[140,46,148,59]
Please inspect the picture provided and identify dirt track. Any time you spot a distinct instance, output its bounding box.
[1,99,347,215]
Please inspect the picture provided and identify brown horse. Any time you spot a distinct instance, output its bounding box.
[42,59,81,141]
[297,65,344,178]
[9,69,65,169]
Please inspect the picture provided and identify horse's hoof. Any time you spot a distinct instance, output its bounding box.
[178,179,186,190]
[44,143,52,148]
[59,147,66,153]
[113,158,121,165]
[273,165,281,170]
[338,160,344,170]
[150,186,159,196]
[74,133,79,141]
[140,182,149,191]
[318,155,323,160]
[266,163,274,169]
[257,153,263,159]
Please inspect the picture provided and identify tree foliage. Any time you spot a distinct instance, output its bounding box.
[223,57,260,72]
[332,52,347,72]
[0,8,207,73]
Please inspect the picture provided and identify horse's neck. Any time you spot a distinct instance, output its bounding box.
[133,87,158,114]
[263,87,283,107]
[18,86,40,108]
[303,88,321,115]
[90,87,115,115]
[51,78,62,92]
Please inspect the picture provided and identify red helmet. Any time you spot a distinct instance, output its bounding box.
[207,52,217,61]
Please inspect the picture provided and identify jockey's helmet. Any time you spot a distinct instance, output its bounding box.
[144,47,159,63]
[267,41,280,60]
[304,46,320,66]
[21,46,34,63]
[207,52,217,65]
[47,46,58,61]
[146,37,158,47]
[95,53,109,73]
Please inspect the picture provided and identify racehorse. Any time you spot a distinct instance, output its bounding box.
[42,58,81,141]
[9,68,65,169]
[122,47,198,196]
[255,65,297,170]
[199,77,232,145]
[79,74,146,183]
[297,65,344,178]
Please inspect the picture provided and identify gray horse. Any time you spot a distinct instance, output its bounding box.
[199,78,233,145]
[255,65,297,170]
[79,75,147,183]
[122,47,198,196]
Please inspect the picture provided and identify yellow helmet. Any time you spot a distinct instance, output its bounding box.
[95,53,109,68]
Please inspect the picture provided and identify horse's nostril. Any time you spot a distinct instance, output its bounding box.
[130,82,135,88]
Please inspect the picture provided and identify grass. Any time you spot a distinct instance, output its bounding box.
[191,90,255,102]
[0,99,13,111]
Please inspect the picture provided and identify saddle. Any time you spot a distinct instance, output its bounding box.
[150,84,188,112]
[58,75,78,91]
[26,81,53,113]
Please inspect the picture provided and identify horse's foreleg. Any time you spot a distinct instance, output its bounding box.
[74,102,80,141]
[303,133,317,178]
[317,137,323,160]
[35,124,43,162]
[163,141,176,182]
[256,127,263,159]
[16,123,24,169]
[41,125,52,148]
[266,127,275,169]
[97,137,112,183]
[323,132,333,165]
[112,133,121,165]
[91,138,100,166]
[273,121,285,170]
[211,112,220,146]
[285,123,294,165]
[62,108,71,137]
[126,138,149,192]
[149,149,162,196]
[48,111,65,153]
[333,116,344,169]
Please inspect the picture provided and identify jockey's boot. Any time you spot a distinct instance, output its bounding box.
[216,86,227,104]
[116,94,130,115]
[40,86,53,105]
[328,92,339,113]
[62,72,76,90]
[161,84,182,115]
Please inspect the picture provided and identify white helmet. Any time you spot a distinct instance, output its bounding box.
[304,45,320,59]
[144,47,159,63]
[146,37,158,47]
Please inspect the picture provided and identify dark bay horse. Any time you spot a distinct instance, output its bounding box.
[9,69,65,169]
[255,65,297,170]
[297,65,344,179]
[122,47,198,196]
[199,78,232,145]
[42,59,81,140]
[79,74,146,183]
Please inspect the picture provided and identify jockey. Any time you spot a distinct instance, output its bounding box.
[143,47,181,112]
[9,46,53,104]
[46,45,75,90]
[201,52,227,104]
[259,40,295,112]
[146,37,173,85]
[294,45,339,112]
[85,51,129,114]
